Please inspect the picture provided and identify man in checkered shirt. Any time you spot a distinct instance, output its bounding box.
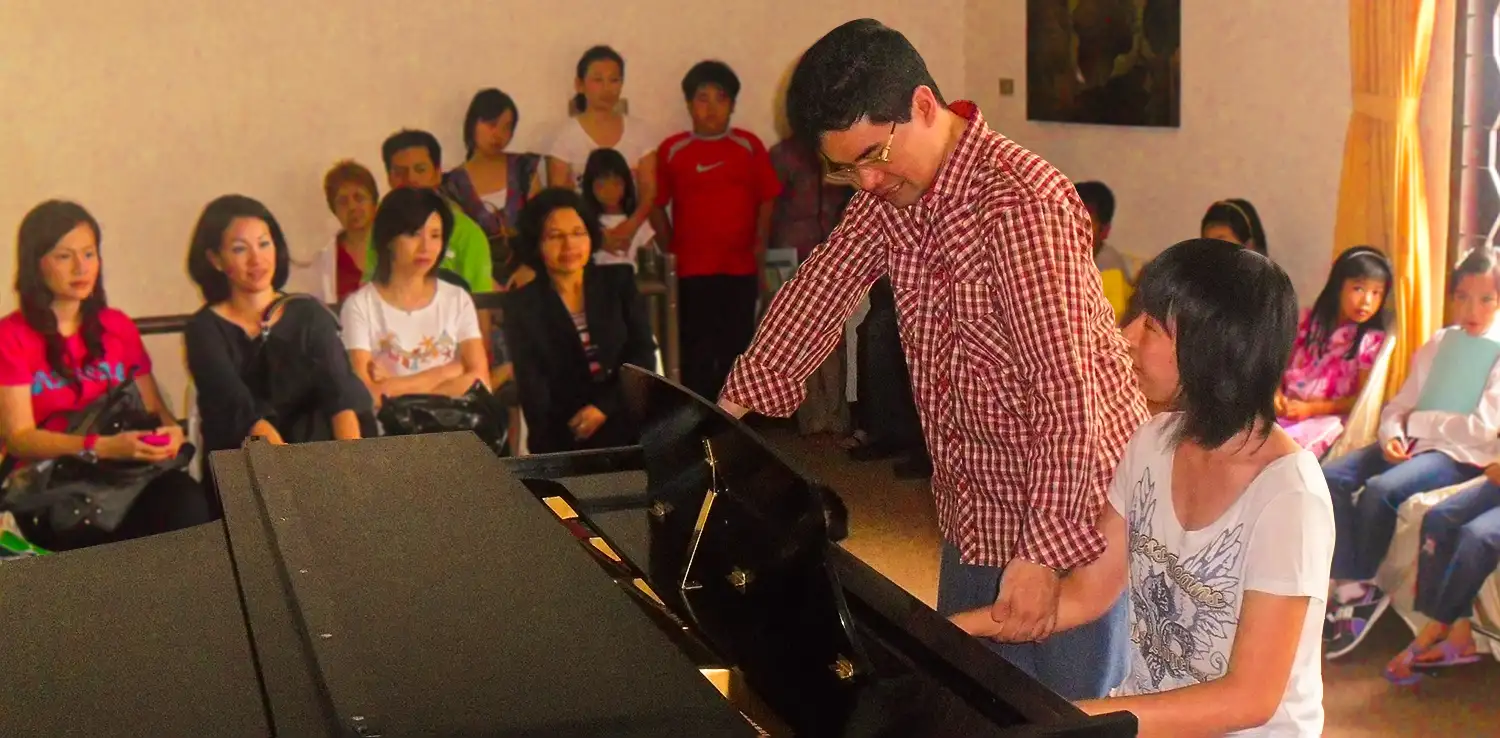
[717,20,1148,699]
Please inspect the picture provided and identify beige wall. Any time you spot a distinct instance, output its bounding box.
[965,0,1353,302]
[1,1,963,405]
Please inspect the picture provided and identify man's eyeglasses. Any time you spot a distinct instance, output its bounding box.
[821,122,898,186]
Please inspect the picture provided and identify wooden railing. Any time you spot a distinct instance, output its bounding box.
[134,254,681,383]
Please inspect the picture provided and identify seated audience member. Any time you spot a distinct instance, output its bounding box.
[581,148,655,270]
[1276,246,1392,457]
[954,239,1332,737]
[184,195,373,454]
[1384,474,1500,684]
[1323,246,1500,659]
[648,60,781,401]
[548,45,658,255]
[317,160,380,303]
[1074,180,1136,321]
[342,188,489,405]
[1201,198,1268,257]
[504,188,656,453]
[364,129,495,294]
[443,88,543,285]
[0,200,213,551]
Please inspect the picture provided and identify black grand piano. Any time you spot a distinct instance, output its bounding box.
[0,368,1136,736]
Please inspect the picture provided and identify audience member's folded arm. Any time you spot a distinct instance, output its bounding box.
[503,304,555,447]
[592,271,658,420]
[184,313,273,443]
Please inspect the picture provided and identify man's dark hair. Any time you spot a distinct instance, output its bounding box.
[186,194,292,304]
[681,60,741,103]
[381,129,442,173]
[785,19,944,145]
[1074,181,1115,226]
[1128,238,1298,449]
[1452,245,1500,294]
[370,187,453,284]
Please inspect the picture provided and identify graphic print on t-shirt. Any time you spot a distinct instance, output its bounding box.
[374,331,457,374]
[30,360,131,395]
[1126,466,1245,690]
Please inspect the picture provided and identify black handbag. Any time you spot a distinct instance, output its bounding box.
[243,293,340,444]
[377,380,508,455]
[0,373,194,533]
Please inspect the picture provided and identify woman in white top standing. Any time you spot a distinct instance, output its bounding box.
[340,188,489,406]
[547,45,657,256]
[955,239,1335,737]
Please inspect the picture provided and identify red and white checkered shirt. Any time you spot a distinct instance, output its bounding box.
[721,102,1147,570]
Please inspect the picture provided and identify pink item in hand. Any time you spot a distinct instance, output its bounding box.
[140,433,171,447]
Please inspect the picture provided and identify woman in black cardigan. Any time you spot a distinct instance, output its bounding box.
[504,188,657,453]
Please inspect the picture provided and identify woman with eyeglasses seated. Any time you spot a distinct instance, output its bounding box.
[503,188,656,453]
[341,188,490,407]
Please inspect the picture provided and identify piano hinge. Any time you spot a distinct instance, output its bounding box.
[727,567,754,593]
[830,656,856,681]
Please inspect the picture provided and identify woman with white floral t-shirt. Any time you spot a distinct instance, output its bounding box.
[340,188,489,408]
[954,239,1335,737]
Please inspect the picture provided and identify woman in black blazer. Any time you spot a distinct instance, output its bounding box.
[504,188,657,453]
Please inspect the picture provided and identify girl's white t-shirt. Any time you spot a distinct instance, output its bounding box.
[1108,414,1334,737]
[548,115,659,188]
[339,281,482,378]
[593,212,656,270]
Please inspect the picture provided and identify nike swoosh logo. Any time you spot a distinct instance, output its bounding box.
[696,162,723,173]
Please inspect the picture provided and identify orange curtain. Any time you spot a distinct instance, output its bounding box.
[1332,0,1438,400]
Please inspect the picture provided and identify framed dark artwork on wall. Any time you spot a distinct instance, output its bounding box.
[1026,0,1181,127]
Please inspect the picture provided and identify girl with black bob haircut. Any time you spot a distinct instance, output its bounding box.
[956,240,1335,736]
[341,188,489,405]
[184,195,373,454]
[1201,198,1269,258]
[0,200,213,551]
[502,188,656,453]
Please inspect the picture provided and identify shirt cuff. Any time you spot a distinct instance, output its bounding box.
[719,354,805,418]
[1014,508,1107,572]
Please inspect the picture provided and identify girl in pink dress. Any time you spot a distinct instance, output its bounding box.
[1277,246,1393,456]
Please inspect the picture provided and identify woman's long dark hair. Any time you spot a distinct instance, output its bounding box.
[580,148,638,217]
[1303,246,1394,359]
[15,200,108,392]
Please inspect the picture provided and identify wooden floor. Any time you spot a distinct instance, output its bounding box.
[761,426,1500,738]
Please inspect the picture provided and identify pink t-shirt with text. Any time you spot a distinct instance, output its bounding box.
[0,308,153,432]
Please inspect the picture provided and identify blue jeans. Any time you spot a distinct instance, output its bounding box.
[1324,444,1482,581]
[935,542,1128,700]
[1415,481,1500,624]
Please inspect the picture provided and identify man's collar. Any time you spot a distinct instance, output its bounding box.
[924,100,984,203]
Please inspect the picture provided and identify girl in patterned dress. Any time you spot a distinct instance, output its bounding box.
[1277,247,1393,458]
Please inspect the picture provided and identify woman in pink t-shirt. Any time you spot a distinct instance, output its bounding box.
[0,200,214,551]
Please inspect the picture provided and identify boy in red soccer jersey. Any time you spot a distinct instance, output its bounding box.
[650,61,782,401]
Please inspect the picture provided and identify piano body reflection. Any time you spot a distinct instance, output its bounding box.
[0,368,1136,736]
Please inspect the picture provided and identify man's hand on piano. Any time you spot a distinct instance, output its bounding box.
[717,398,749,419]
[568,406,607,440]
[991,558,1062,642]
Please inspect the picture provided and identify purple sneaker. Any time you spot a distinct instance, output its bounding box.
[1325,586,1391,660]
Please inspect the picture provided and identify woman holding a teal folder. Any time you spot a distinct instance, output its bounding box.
[1322,246,1500,661]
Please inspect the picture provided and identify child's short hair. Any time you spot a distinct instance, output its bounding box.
[1074,181,1115,225]
[581,148,638,217]
[1452,245,1500,293]
[370,188,453,284]
[1129,238,1299,448]
[681,60,741,103]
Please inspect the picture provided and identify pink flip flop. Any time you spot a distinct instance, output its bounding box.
[1412,640,1482,670]
[1383,645,1425,687]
